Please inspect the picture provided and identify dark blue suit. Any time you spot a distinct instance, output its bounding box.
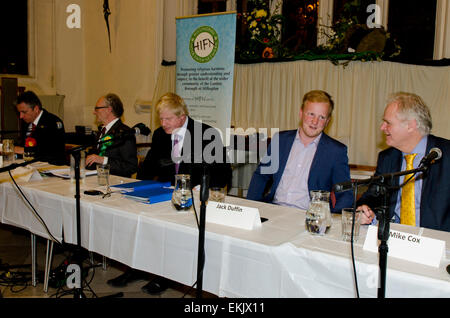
[247,130,354,213]
[358,134,450,232]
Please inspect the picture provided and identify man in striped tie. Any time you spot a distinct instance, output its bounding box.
[107,92,232,294]
[85,93,138,178]
[358,92,450,232]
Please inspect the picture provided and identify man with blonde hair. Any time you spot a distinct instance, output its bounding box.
[247,90,353,213]
[108,92,231,294]
[138,92,231,187]
[358,92,450,232]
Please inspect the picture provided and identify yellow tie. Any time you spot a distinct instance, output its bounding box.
[400,153,417,226]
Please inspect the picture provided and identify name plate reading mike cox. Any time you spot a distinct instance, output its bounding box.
[363,225,446,267]
[206,202,262,230]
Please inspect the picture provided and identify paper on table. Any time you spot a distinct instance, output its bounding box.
[0,166,42,183]
[47,168,97,179]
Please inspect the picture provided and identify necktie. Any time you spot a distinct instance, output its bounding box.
[172,135,181,174]
[27,123,36,136]
[400,153,417,226]
[97,127,106,149]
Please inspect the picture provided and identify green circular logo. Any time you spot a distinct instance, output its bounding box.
[189,26,219,63]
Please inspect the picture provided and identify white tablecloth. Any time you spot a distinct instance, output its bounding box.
[0,163,449,298]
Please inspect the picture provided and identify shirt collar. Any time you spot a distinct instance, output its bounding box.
[403,135,428,157]
[103,118,119,134]
[296,129,322,146]
[172,116,188,142]
[32,109,43,126]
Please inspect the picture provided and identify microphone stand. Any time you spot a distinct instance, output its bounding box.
[334,164,430,298]
[67,136,126,298]
[196,167,209,298]
[70,149,86,298]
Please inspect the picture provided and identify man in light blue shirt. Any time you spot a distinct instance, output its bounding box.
[358,92,450,232]
[247,90,353,213]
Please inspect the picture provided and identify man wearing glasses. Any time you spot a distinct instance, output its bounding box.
[247,90,353,213]
[86,93,137,178]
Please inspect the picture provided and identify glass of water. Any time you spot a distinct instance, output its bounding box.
[172,174,192,211]
[209,187,226,203]
[2,139,15,164]
[96,163,110,186]
[341,208,361,242]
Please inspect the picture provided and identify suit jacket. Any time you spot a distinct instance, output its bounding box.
[19,109,66,165]
[246,130,354,213]
[138,117,231,188]
[88,119,138,178]
[357,134,450,232]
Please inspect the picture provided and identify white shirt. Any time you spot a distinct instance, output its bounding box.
[172,117,188,155]
[100,118,120,164]
[28,110,43,134]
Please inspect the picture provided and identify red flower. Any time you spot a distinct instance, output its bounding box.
[262,47,274,59]
[25,137,37,147]
[263,38,269,43]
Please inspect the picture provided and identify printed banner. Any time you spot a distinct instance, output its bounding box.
[176,12,236,144]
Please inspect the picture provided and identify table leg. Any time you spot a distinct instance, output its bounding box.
[31,234,37,287]
[43,240,54,293]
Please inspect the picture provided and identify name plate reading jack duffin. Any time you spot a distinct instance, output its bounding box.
[206,202,262,230]
[363,225,445,268]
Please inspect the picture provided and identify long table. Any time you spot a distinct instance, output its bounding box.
[0,163,449,298]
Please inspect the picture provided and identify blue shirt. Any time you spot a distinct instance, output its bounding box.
[273,131,321,210]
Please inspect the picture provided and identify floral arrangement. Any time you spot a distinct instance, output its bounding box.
[237,0,286,60]
[305,1,401,65]
[317,20,401,65]
[236,0,401,66]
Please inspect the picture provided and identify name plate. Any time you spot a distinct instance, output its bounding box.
[363,225,445,267]
[206,201,262,230]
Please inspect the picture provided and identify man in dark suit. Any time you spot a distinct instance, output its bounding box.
[247,90,353,213]
[14,91,66,165]
[107,92,231,294]
[85,93,137,178]
[357,92,450,232]
[138,93,231,188]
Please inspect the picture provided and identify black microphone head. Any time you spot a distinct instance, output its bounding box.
[430,147,442,161]
[332,183,343,193]
[133,123,151,136]
[421,147,442,166]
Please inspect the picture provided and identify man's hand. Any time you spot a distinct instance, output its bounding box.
[358,204,376,224]
[86,154,104,167]
[14,146,24,155]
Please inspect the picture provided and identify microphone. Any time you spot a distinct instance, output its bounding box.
[333,180,355,193]
[132,123,151,136]
[419,147,442,166]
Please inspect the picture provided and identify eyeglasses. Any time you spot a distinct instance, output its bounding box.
[94,106,109,110]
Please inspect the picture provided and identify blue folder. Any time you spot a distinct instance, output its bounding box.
[123,187,174,204]
[111,180,171,193]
